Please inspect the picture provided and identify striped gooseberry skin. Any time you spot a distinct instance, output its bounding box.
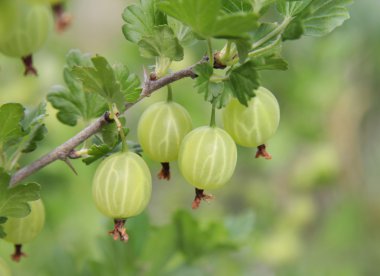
[3,199,45,244]
[137,101,192,162]
[0,0,53,58]
[92,152,152,219]
[222,86,280,148]
[178,126,237,190]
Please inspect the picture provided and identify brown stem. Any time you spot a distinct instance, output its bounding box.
[157,162,170,180]
[11,244,27,262]
[22,55,37,76]
[109,219,129,242]
[52,3,72,32]
[192,188,214,209]
[255,144,272,160]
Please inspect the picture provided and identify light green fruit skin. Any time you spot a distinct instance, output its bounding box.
[223,86,280,148]
[0,0,53,58]
[3,199,45,244]
[137,101,192,162]
[92,152,152,219]
[178,126,237,190]
[0,258,12,276]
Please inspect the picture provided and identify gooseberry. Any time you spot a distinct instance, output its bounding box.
[92,151,152,241]
[138,100,192,180]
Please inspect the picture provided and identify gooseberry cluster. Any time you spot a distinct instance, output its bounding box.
[91,85,280,240]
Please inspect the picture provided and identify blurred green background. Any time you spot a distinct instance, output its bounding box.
[1,0,379,275]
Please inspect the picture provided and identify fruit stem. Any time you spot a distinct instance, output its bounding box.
[209,103,216,127]
[207,38,214,67]
[192,188,214,209]
[255,144,272,160]
[167,85,173,102]
[158,162,171,180]
[109,219,129,242]
[108,103,128,152]
[22,55,37,76]
[11,244,27,262]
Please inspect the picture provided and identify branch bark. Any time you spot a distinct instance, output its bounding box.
[9,62,200,187]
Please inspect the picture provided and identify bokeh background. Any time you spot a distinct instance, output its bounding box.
[1,0,379,275]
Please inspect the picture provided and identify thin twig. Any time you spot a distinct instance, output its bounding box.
[9,62,202,187]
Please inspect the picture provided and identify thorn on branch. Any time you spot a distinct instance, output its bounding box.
[11,244,27,262]
[192,188,214,209]
[255,144,272,160]
[109,219,129,242]
[62,158,78,175]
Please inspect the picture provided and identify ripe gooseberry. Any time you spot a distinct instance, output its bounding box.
[3,199,45,262]
[137,86,192,180]
[222,86,280,159]
[92,151,152,241]
[178,125,237,208]
[0,0,53,75]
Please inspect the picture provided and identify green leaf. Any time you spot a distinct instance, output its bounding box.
[82,144,113,165]
[0,103,24,147]
[158,0,220,39]
[0,216,7,238]
[158,0,258,39]
[252,54,288,70]
[252,0,277,14]
[303,0,352,36]
[122,0,167,44]
[47,50,106,126]
[279,0,352,39]
[193,62,214,101]
[82,138,141,166]
[235,39,252,63]
[113,64,141,103]
[212,13,259,39]
[100,117,127,147]
[222,0,253,13]
[72,55,126,112]
[282,18,304,40]
[249,22,284,58]
[0,168,40,218]
[138,25,184,61]
[277,0,312,16]
[168,17,197,47]
[21,102,48,153]
[226,61,260,106]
